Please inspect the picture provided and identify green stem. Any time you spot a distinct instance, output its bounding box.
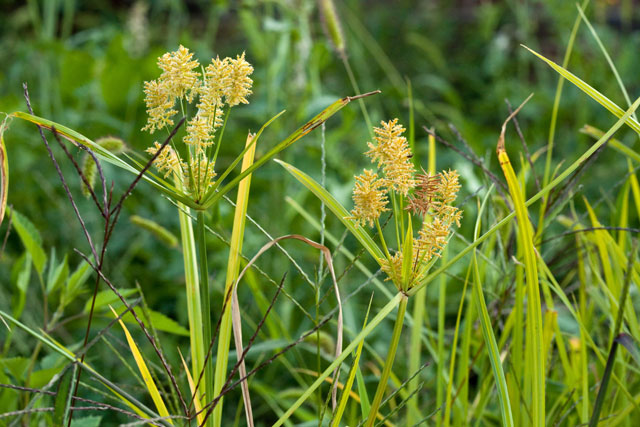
[365,294,408,427]
[177,201,205,411]
[196,210,213,411]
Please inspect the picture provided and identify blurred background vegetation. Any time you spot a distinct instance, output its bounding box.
[1,0,639,424]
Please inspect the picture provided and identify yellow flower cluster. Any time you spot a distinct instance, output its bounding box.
[348,169,388,227]
[365,119,416,195]
[349,118,462,289]
[141,45,253,201]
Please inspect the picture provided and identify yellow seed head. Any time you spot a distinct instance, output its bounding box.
[141,80,177,134]
[365,119,416,195]
[157,45,201,102]
[225,52,253,107]
[380,251,403,285]
[203,56,231,106]
[415,217,449,261]
[146,142,182,178]
[183,115,215,148]
[348,169,388,227]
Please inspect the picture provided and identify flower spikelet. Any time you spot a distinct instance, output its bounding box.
[415,217,449,262]
[146,142,182,178]
[225,52,253,107]
[407,170,440,216]
[142,80,177,133]
[157,45,200,102]
[183,115,215,148]
[433,169,462,226]
[380,252,403,284]
[348,169,388,227]
[365,119,416,195]
[203,56,231,106]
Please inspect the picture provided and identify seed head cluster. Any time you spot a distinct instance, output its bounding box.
[142,45,253,201]
[349,118,462,289]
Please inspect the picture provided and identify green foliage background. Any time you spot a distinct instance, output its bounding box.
[1,0,640,425]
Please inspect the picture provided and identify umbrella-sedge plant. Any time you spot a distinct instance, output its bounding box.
[279,118,462,424]
[0,45,378,426]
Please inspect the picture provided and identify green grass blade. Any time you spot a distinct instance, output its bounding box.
[276,160,385,262]
[0,116,8,226]
[471,184,513,427]
[409,95,640,297]
[53,363,77,426]
[272,293,402,427]
[204,92,379,209]
[497,111,544,426]
[522,45,640,136]
[331,295,373,427]
[213,132,258,427]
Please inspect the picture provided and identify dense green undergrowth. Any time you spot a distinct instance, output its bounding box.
[2,1,640,426]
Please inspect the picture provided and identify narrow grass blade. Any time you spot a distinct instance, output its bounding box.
[356,366,371,421]
[0,309,162,423]
[365,295,408,427]
[522,45,640,136]
[409,95,640,298]
[496,97,544,427]
[204,91,380,208]
[276,159,385,262]
[616,334,640,367]
[178,348,204,426]
[53,363,77,426]
[0,116,8,226]
[214,132,258,427]
[580,124,640,163]
[109,305,172,425]
[471,185,513,427]
[272,293,402,427]
[331,294,373,427]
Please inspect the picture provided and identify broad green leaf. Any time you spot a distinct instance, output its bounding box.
[70,416,102,427]
[9,208,46,276]
[30,365,65,388]
[523,45,640,136]
[115,306,189,337]
[109,306,173,425]
[276,159,385,262]
[0,357,30,380]
[47,254,69,294]
[12,252,31,318]
[83,289,137,313]
[65,260,92,302]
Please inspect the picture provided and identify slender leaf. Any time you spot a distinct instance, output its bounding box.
[276,160,385,262]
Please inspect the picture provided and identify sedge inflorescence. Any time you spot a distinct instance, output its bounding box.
[142,45,253,201]
[349,119,462,290]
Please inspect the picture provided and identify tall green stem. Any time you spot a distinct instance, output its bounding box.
[177,202,205,412]
[196,210,214,411]
[365,294,408,427]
